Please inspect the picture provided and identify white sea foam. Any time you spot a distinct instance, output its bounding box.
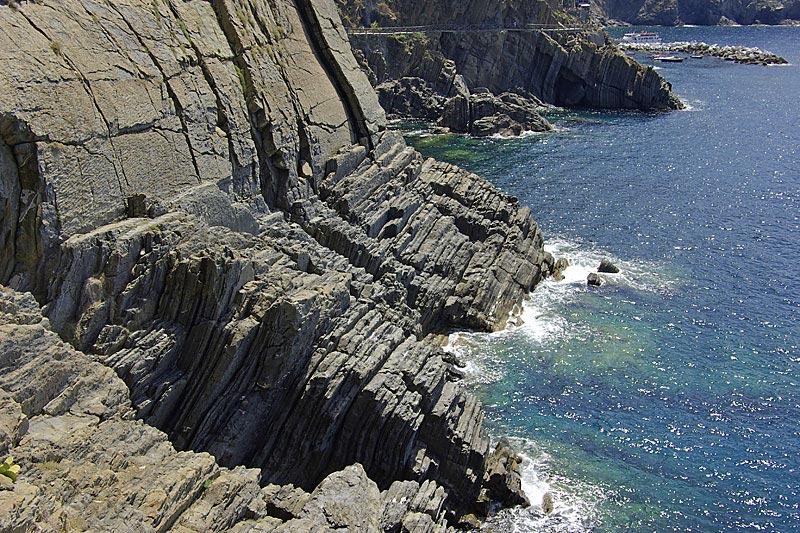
[679,98,704,112]
[446,237,678,377]
[490,237,677,349]
[443,238,676,530]
[488,129,553,141]
[543,238,678,294]
[483,438,607,533]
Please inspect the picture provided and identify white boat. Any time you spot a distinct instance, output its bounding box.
[621,31,661,44]
[654,55,685,62]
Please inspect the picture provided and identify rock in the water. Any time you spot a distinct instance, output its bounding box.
[598,259,620,273]
[542,491,555,514]
[588,272,603,286]
[471,113,524,137]
[481,439,530,512]
[553,257,570,281]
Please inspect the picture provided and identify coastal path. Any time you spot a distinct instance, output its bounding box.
[346,23,587,35]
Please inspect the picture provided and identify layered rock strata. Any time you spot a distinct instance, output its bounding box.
[0,0,546,527]
[0,286,469,532]
[338,0,683,118]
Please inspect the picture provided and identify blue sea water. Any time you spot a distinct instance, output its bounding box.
[404,26,800,532]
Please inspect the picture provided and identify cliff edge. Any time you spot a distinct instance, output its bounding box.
[337,0,682,129]
[0,0,549,528]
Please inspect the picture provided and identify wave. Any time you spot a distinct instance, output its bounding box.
[446,237,679,386]
[489,129,553,140]
[444,238,679,530]
[543,238,678,293]
[483,437,607,533]
[679,98,704,112]
[510,238,678,345]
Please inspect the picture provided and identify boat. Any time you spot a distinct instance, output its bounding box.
[654,55,685,62]
[621,31,661,44]
[691,55,705,59]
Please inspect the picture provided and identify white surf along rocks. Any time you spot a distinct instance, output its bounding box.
[0,0,551,529]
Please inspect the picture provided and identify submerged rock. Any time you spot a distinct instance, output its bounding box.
[598,259,620,273]
[542,491,555,514]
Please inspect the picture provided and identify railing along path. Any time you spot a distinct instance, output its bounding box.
[347,23,586,35]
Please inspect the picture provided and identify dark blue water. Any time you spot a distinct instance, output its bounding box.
[404,26,800,532]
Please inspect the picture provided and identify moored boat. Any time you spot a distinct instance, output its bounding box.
[621,31,661,44]
[655,55,685,62]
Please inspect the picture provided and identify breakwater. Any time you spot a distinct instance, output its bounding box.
[618,40,788,64]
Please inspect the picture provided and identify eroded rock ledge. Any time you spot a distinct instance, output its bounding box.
[0,287,495,531]
[337,0,683,133]
[0,0,546,528]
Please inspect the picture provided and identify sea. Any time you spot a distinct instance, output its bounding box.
[401,25,800,532]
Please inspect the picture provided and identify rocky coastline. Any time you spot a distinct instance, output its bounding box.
[0,0,552,529]
[337,0,683,137]
[618,41,789,65]
[0,0,679,530]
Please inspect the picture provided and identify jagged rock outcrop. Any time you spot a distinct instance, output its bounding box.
[439,91,552,137]
[0,0,547,527]
[0,287,457,531]
[338,0,683,113]
[593,0,800,25]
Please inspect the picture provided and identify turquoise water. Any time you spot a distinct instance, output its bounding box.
[405,26,800,532]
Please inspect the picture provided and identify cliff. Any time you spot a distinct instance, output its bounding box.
[593,0,800,25]
[0,286,466,531]
[337,0,683,123]
[0,0,546,528]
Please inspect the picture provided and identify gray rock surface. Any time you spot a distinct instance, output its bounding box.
[0,0,545,527]
[598,260,620,273]
[339,0,683,111]
[0,288,462,531]
[440,92,553,137]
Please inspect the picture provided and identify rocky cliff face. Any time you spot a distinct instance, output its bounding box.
[593,0,800,25]
[0,286,514,531]
[0,0,546,528]
[338,0,683,114]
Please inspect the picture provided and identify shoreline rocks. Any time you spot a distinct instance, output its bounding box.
[377,77,553,137]
[618,41,789,65]
[0,287,482,531]
[598,260,620,273]
[339,0,684,127]
[0,0,544,528]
